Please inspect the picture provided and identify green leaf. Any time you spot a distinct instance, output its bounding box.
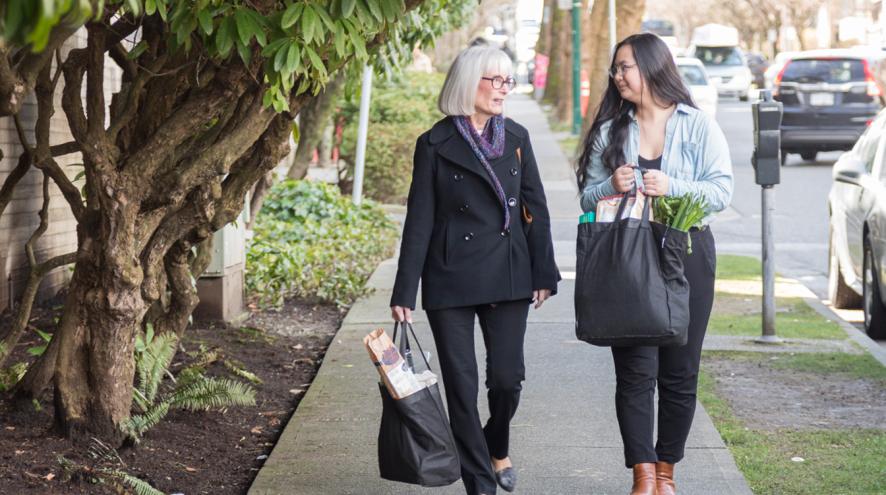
[124,0,141,16]
[344,20,367,59]
[333,23,346,57]
[234,9,252,47]
[284,43,300,73]
[197,9,213,35]
[261,38,289,57]
[364,0,384,22]
[304,46,325,76]
[127,40,148,60]
[341,0,356,18]
[145,0,157,15]
[281,3,302,29]
[379,0,396,22]
[301,6,317,45]
[216,17,234,58]
[156,0,168,20]
[236,40,252,66]
[313,5,336,32]
[273,43,288,72]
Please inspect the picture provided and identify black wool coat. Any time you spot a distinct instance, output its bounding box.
[390,116,560,311]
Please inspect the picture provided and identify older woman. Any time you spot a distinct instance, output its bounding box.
[390,45,560,495]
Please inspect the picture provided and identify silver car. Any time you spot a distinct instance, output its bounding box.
[828,107,886,339]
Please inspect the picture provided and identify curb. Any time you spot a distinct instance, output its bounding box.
[803,296,886,367]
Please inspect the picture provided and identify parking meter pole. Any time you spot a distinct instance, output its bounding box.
[759,185,781,343]
[752,89,784,344]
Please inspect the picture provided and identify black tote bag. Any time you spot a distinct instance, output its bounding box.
[377,322,460,487]
[574,193,690,346]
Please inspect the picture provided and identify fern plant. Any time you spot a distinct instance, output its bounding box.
[123,325,257,442]
[58,439,166,495]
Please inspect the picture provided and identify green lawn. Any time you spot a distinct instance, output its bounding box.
[711,254,846,340]
[709,294,847,340]
[698,368,886,494]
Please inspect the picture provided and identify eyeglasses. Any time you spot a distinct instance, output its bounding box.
[481,76,517,90]
[608,63,637,79]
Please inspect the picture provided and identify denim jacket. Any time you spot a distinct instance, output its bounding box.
[579,103,733,225]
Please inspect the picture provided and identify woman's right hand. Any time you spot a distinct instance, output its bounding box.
[391,305,412,323]
[612,165,636,193]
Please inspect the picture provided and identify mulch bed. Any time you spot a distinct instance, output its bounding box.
[0,299,343,494]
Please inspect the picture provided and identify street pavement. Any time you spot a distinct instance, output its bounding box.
[248,94,752,495]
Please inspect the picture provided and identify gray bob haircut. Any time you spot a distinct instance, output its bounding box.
[438,45,513,116]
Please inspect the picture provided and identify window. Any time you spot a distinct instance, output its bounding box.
[694,47,743,67]
[678,65,708,86]
[854,115,886,173]
[781,59,865,84]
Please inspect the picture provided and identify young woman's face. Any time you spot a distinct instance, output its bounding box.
[474,69,512,118]
[612,44,645,105]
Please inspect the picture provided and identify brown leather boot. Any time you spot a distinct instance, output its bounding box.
[656,461,676,495]
[630,463,658,495]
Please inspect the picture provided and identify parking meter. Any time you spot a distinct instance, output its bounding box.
[752,90,783,186]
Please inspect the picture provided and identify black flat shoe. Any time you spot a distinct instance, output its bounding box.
[494,466,517,492]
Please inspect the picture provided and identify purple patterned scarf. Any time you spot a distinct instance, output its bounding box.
[453,115,509,231]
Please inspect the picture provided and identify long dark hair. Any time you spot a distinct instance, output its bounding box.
[576,33,696,191]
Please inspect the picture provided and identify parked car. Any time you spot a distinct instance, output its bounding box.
[746,51,769,88]
[764,51,798,91]
[775,49,885,163]
[828,107,886,339]
[675,57,718,118]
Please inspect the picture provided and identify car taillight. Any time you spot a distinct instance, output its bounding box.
[773,61,789,96]
[863,59,882,97]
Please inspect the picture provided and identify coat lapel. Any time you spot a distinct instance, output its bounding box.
[430,117,520,194]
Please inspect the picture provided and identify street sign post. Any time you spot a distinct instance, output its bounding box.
[751,89,784,344]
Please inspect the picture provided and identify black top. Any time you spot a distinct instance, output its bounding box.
[390,116,561,310]
[638,154,662,170]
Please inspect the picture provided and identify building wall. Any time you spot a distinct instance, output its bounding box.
[0,29,122,313]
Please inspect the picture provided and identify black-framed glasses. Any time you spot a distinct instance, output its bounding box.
[482,76,517,90]
[608,63,637,79]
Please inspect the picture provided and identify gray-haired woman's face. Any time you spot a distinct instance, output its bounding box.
[474,70,512,118]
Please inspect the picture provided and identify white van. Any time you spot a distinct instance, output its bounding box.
[687,24,753,101]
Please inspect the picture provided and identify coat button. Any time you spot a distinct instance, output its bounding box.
[453,173,464,181]
[507,197,517,207]
[458,203,469,212]
[464,232,474,241]
[500,230,510,237]
[510,168,518,176]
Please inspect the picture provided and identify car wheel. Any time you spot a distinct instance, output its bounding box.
[863,239,886,339]
[829,227,862,308]
[739,94,749,102]
[800,151,817,162]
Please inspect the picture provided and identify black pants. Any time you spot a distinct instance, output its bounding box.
[426,299,530,495]
[611,228,716,468]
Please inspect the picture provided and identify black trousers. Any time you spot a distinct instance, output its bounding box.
[426,299,530,495]
[611,228,716,468]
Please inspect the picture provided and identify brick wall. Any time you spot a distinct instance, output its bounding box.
[0,29,122,313]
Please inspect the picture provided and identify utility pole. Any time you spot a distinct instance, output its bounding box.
[571,0,581,135]
[352,64,372,205]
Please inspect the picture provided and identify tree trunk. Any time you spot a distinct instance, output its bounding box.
[542,6,563,107]
[247,171,274,230]
[555,9,573,124]
[581,0,645,133]
[53,228,145,444]
[287,70,347,180]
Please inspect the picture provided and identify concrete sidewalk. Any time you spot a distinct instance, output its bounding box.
[248,94,753,495]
